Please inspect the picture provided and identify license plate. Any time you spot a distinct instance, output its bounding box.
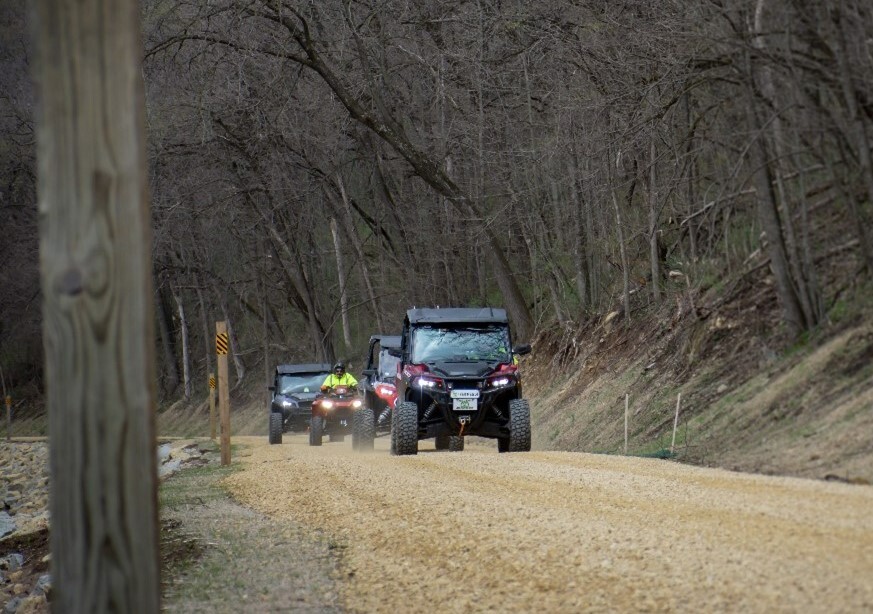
[450,389,480,399]
[453,398,477,412]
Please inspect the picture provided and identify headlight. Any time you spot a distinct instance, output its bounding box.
[279,398,297,408]
[352,399,362,408]
[321,400,334,409]
[416,376,441,389]
[490,377,511,387]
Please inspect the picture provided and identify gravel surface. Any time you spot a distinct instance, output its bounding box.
[224,434,873,613]
[160,451,342,613]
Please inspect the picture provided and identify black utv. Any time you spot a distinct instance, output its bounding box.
[268,363,332,444]
[352,334,401,451]
[385,307,532,455]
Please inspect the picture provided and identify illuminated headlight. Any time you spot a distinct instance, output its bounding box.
[416,377,439,389]
[491,377,511,387]
[352,399,363,408]
[279,398,297,408]
[321,400,334,409]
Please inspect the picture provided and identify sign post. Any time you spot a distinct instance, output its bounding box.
[216,322,231,465]
[5,396,10,443]
[208,373,217,440]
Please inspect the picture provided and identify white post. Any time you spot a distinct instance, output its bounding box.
[670,392,682,455]
[624,393,629,455]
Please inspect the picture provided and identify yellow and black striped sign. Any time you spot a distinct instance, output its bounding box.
[216,333,229,355]
[209,377,216,389]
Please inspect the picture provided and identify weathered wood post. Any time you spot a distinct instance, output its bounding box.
[209,372,217,440]
[34,0,160,610]
[216,322,231,465]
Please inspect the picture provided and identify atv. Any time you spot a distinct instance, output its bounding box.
[385,307,532,455]
[268,363,332,444]
[309,384,363,446]
[353,334,401,451]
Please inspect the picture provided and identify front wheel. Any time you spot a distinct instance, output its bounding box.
[309,415,324,446]
[354,408,375,452]
[269,412,283,445]
[498,399,531,453]
[351,410,361,450]
[392,402,418,456]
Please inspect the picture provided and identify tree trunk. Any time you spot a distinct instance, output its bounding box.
[261,271,270,408]
[156,286,179,394]
[648,135,661,304]
[195,275,213,379]
[569,145,590,312]
[267,224,333,361]
[754,0,818,328]
[173,288,191,400]
[831,1,873,272]
[34,0,160,609]
[220,303,246,387]
[335,175,384,332]
[745,86,807,336]
[612,189,631,324]
[831,140,873,272]
[330,217,353,349]
[746,10,809,336]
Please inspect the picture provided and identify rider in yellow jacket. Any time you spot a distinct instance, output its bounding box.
[321,362,358,392]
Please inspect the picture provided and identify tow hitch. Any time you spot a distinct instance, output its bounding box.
[458,415,470,436]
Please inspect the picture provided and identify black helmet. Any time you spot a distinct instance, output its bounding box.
[333,362,345,373]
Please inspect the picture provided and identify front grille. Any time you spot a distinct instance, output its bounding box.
[444,379,485,391]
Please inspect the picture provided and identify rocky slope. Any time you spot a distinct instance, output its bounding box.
[1,441,50,613]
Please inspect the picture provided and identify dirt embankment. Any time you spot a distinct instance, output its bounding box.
[525,292,873,482]
[223,435,873,613]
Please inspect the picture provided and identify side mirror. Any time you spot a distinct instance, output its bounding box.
[386,347,402,358]
[362,368,377,377]
[268,385,276,391]
[512,343,532,356]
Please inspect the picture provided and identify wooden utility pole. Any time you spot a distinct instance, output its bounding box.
[209,372,217,440]
[34,0,160,611]
[216,321,231,465]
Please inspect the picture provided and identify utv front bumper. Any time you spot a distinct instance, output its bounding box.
[409,384,517,439]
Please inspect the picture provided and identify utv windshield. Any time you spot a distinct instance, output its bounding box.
[410,325,511,364]
[378,349,400,380]
[276,373,328,395]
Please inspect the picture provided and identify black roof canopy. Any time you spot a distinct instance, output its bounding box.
[405,307,509,325]
[275,363,332,375]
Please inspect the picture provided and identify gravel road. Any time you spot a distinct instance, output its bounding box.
[223,434,873,613]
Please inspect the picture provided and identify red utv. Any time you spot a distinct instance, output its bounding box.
[309,384,362,446]
[353,335,401,451]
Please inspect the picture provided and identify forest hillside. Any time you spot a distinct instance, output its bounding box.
[2,1,872,479]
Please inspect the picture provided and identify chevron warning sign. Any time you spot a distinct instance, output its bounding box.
[216,332,229,355]
[209,376,216,389]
